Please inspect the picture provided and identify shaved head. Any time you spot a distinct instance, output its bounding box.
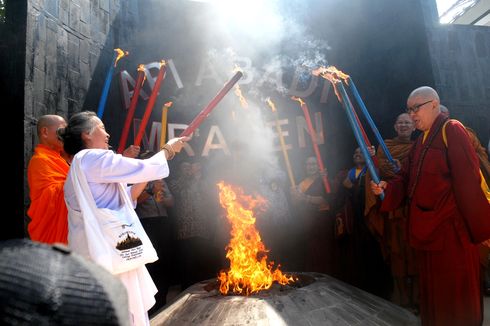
[408,86,440,103]
[406,86,441,132]
[37,115,66,137]
[36,115,67,151]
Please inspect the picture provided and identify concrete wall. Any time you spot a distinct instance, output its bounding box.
[23,0,139,211]
[422,0,490,145]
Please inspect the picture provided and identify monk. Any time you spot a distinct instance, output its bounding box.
[371,86,490,326]
[27,115,70,244]
[365,113,418,311]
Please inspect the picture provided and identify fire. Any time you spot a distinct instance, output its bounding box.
[159,60,167,68]
[114,48,129,67]
[234,84,248,108]
[164,101,173,108]
[137,64,147,84]
[291,96,305,106]
[217,182,294,295]
[312,66,350,102]
[312,65,350,82]
[266,97,276,113]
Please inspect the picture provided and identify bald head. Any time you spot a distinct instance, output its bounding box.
[36,115,67,151]
[37,115,66,137]
[406,86,441,132]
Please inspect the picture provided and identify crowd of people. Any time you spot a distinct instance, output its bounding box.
[18,85,490,326]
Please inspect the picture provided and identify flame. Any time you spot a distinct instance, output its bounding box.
[137,64,147,84]
[159,60,167,68]
[217,182,294,295]
[291,96,305,106]
[164,101,173,108]
[312,66,350,102]
[233,65,243,74]
[114,48,129,67]
[266,97,276,113]
[234,84,248,108]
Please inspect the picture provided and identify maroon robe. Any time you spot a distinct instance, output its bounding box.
[381,114,490,326]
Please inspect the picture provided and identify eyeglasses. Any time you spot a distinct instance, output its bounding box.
[406,100,433,114]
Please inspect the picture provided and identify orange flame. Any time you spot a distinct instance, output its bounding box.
[114,48,129,67]
[266,97,276,113]
[137,64,147,84]
[312,66,350,102]
[234,84,248,108]
[159,60,167,68]
[290,96,305,106]
[217,182,294,295]
[312,65,350,83]
[164,101,173,108]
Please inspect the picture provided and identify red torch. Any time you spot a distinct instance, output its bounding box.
[180,70,243,137]
[117,64,146,154]
[291,96,331,193]
[134,60,167,147]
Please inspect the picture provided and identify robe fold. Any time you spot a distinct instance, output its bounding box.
[381,114,490,326]
[27,144,70,244]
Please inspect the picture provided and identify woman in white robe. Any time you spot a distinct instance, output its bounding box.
[59,111,187,326]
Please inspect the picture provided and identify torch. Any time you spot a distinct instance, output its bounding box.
[117,64,146,154]
[266,98,296,187]
[291,96,331,193]
[97,48,128,119]
[313,67,384,199]
[160,101,173,147]
[345,76,399,172]
[337,81,384,199]
[179,70,243,137]
[134,60,167,147]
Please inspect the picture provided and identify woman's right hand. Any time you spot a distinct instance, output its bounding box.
[166,137,190,153]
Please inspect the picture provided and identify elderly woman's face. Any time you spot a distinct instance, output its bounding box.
[84,119,110,150]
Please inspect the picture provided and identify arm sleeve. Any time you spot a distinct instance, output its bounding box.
[81,149,169,184]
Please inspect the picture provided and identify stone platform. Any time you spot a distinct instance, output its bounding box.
[151,272,420,325]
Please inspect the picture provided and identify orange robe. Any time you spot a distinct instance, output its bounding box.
[27,144,69,244]
[381,115,490,326]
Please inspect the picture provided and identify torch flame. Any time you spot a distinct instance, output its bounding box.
[232,65,248,108]
[234,84,248,108]
[164,101,173,108]
[291,96,305,106]
[159,60,167,68]
[312,66,350,102]
[114,48,129,67]
[233,65,243,74]
[217,182,294,295]
[266,97,276,113]
[312,66,350,83]
[137,64,147,84]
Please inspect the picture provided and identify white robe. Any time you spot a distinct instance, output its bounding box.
[64,149,169,326]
